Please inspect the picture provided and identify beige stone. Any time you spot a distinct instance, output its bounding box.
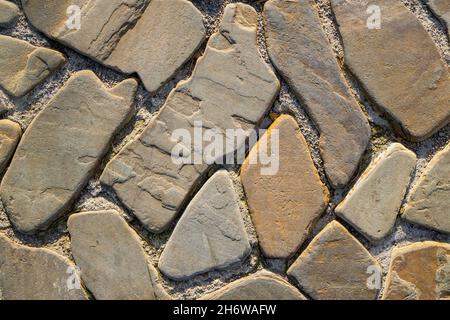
[241,115,329,259]
[0,71,137,234]
[0,120,21,174]
[0,35,65,97]
[403,143,450,234]
[383,242,450,300]
[0,234,86,300]
[288,221,380,300]
[264,0,370,188]
[425,0,450,38]
[336,143,417,243]
[0,0,20,27]
[101,3,280,233]
[331,0,450,141]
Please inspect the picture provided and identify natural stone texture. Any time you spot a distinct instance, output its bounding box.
[0,35,66,97]
[425,0,450,38]
[331,0,450,141]
[0,234,86,300]
[0,71,137,234]
[288,221,380,300]
[0,0,20,27]
[403,143,450,234]
[383,241,450,300]
[200,270,306,300]
[21,0,206,93]
[68,210,168,300]
[336,143,416,243]
[0,120,21,174]
[101,3,280,233]
[264,0,370,188]
[241,115,329,259]
[158,170,251,281]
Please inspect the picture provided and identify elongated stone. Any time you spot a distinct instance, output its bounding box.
[0,71,137,234]
[0,120,21,174]
[68,210,168,300]
[383,242,450,300]
[264,0,370,188]
[101,3,280,233]
[0,234,86,300]
[403,143,450,234]
[0,0,20,27]
[0,35,65,97]
[241,115,329,259]
[288,221,380,300]
[331,0,450,141]
[336,143,417,243]
[200,271,306,300]
[158,170,251,281]
[425,0,450,38]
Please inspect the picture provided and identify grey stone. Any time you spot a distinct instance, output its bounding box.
[0,120,21,174]
[425,0,450,38]
[0,0,20,27]
[158,170,251,281]
[0,71,137,233]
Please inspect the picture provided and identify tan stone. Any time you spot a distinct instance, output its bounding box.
[288,221,380,300]
[0,71,137,234]
[425,0,450,38]
[0,0,20,27]
[241,115,329,259]
[0,35,66,97]
[101,3,280,233]
[0,120,21,174]
[331,0,450,141]
[383,242,450,300]
[264,0,370,188]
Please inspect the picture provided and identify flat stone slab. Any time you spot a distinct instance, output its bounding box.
[0,71,137,234]
[241,115,329,259]
[21,0,206,93]
[0,0,20,27]
[68,210,167,300]
[101,3,280,233]
[331,0,450,141]
[158,170,251,281]
[264,0,370,188]
[200,270,306,300]
[0,119,21,174]
[288,221,380,300]
[425,0,450,38]
[0,234,86,300]
[0,35,66,97]
[383,242,450,300]
[336,143,416,243]
[403,143,450,234]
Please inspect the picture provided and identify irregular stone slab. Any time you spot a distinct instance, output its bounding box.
[264,0,370,188]
[425,0,450,38]
[0,234,86,300]
[201,270,306,300]
[0,0,20,27]
[68,210,168,300]
[288,221,380,300]
[331,0,450,141]
[336,143,416,243]
[383,242,450,300]
[241,115,329,259]
[0,35,66,97]
[403,143,450,234]
[0,71,137,234]
[0,120,21,174]
[101,3,280,233]
[21,0,206,93]
[158,170,251,281]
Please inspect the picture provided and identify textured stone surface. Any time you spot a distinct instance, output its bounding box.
[331,0,450,141]
[403,143,450,234]
[101,3,280,233]
[0,234,86,300]
[264,0,370,188]
[68,210,167,300]
[0,0,20,27]
[201,270,306,300]
[425,0,450,38]
[336,143,416,243]
[383,242,450,300]
[0,35,65,97]
[0,120,21,174]
[241,115,329,259]
[0,71,137,234]
[21,0,206,93]
[288,221,380,300]
[158,170,251,281]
